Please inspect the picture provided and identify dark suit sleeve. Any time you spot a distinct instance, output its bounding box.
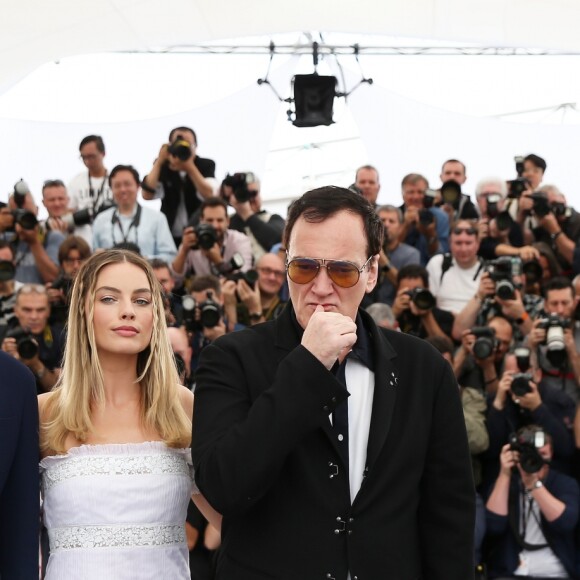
[418,361,476,579]
[0,355,39,579]
[192,336,347,516]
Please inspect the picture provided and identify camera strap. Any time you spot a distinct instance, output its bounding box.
[508,485,548,551]
[111,204,142,246]
[88,172,108,212]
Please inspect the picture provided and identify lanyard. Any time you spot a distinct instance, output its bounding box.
[88,172,108,210]
[111,205,142,246]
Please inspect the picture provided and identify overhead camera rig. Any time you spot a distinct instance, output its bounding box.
[256,41,373,127]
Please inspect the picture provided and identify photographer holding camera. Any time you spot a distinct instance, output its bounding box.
[182,275,243,375]
[426,219,483,314]
[172,197,253,282]
[524,186,580,275]
[452,255,543,346]
[47,235,91,325]
[391,264,452,339]
[528,277,580,404]
[42,179,97,248]
[486,352,575,484]
[233,252,287,327]
[1,284,64,393]
[222,172,285,262]
[438,159,479,221]
[485,424,579,580]
[397,173,450,266]
[5,186,64,285]
[363,205,420,307]
[67,135,114,232]
[142,126,216,247]
[455,316,513,395]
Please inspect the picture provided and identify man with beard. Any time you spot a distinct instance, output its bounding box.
[172,198,253,281]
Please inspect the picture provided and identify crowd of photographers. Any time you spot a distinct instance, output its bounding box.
[2,131,580,578]
[358,155,580,579]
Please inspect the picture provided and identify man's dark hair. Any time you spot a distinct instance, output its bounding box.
[109,164,140,187]
[282,186,383,257]
[524,154,547,173]
[57,235,91,265]
[397,264,429,288]
[79,135,105,154]
[441,159,466,174]
[169,126,197,146]
[149,258,170,271]
[544,276,574,298]
[0,239,15,259]
[425,335,454,359]
[200,197,228,218]
[190,274,221,296]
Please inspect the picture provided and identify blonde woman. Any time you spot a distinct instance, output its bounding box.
[38,249,219,579]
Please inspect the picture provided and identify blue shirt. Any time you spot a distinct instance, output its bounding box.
[92,204,177,262]
[14,229,65,284]
[402,206,449,266]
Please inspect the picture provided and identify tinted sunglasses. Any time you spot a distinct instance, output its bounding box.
[286,256,373,288]
[452,226,478,236]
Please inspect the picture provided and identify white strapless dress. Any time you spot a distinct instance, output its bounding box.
[40,441,197,580]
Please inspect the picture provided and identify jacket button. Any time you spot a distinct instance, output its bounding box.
[349,517,354,523]
[331,396,337,403]
[323,405,329,412]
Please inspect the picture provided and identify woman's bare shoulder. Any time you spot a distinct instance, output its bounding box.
[178,385,194,421]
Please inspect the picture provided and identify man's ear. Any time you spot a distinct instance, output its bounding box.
[365,254,380,294]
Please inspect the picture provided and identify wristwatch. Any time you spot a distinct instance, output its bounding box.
[550,230,563,242]
[525,480,544,494]
[249,312,263,322]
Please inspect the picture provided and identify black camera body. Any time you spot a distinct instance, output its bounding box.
[511,373,533,397]
[221,172,257,204]
[440,180,461,209]
[193,223,217,250]
[405,287,435,311]
[182,292,222,333]
[168,135,192,161]
[507,156,529,199]
[485,256,522,300]
[470,326,498,359]
[227,269,259,291]
[509,429,546,474]
[530,193,551,218]
[60,200,115,229]
[10,208,38,231]
[5,326,38,360]
[419,189,437,226]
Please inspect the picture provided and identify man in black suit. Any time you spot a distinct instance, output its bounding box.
[193,186,475,579]
[0,351,39,579]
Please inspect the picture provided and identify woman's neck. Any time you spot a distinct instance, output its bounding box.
[99,352,141,406]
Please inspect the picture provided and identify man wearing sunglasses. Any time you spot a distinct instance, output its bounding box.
[193,186,475,579]
[427,220,484,315]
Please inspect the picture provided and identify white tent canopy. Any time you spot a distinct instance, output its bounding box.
[3,0,580,93]
[3,1,580,215]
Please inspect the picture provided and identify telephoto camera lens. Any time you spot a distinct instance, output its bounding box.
[470,327,497,359]
[406,288,435,310]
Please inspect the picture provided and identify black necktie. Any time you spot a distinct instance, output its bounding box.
[332,359,349,468]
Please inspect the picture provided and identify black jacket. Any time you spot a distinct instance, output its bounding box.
[193,304,475,580]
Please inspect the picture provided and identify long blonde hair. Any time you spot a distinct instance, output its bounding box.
[43,250,191,453]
